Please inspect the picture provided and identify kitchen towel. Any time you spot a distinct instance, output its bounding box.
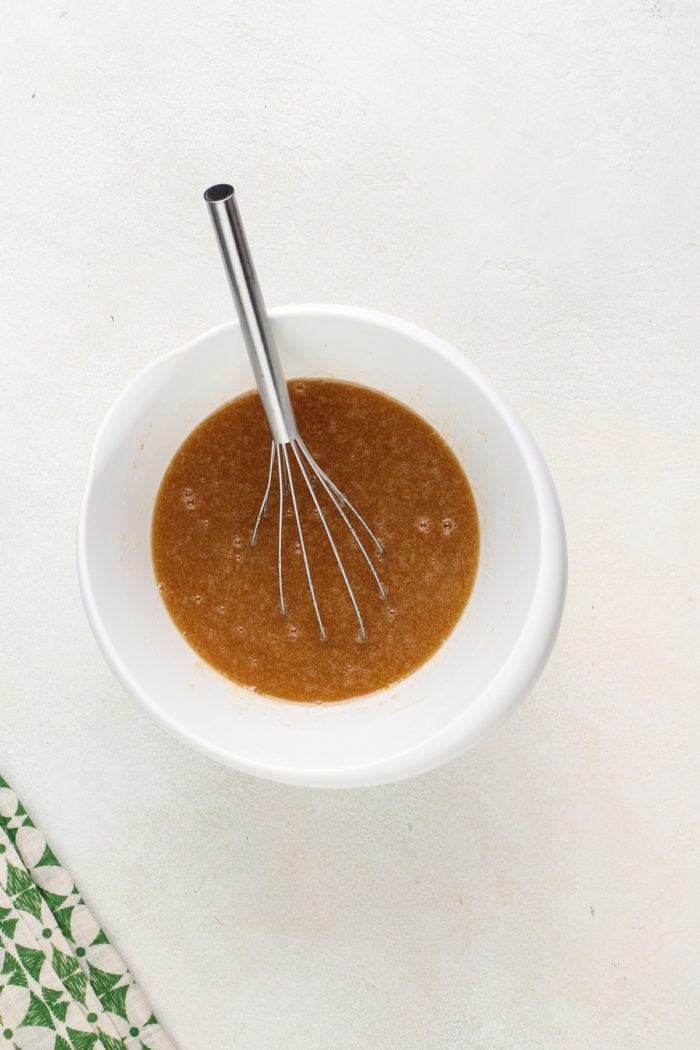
[0,774,176,1050]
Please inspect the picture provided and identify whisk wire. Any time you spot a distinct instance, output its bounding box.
[296,439,387,602]
[276,444,285,616]
[305,451,385,556]
[282,443,327,640]
[291,441,367,641]
[251,442,275,547]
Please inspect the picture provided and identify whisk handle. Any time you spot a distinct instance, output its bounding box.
[204,184,299,443]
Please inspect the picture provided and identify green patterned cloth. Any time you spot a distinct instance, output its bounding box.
[0,775,176,1050]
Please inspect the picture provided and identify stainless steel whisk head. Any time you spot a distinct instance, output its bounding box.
[204,184,385,639]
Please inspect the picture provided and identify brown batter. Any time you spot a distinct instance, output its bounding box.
[151,380,479,702]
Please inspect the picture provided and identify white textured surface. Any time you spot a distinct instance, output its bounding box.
[1,2,698,1047]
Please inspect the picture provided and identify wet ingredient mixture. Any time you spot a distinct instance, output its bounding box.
[152,379,479,702]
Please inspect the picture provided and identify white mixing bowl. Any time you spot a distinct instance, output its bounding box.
[77,305,566,787]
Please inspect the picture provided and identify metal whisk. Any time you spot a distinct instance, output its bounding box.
[204,184,385,640]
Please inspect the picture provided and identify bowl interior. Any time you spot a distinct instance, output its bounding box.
[79,307,564,786]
